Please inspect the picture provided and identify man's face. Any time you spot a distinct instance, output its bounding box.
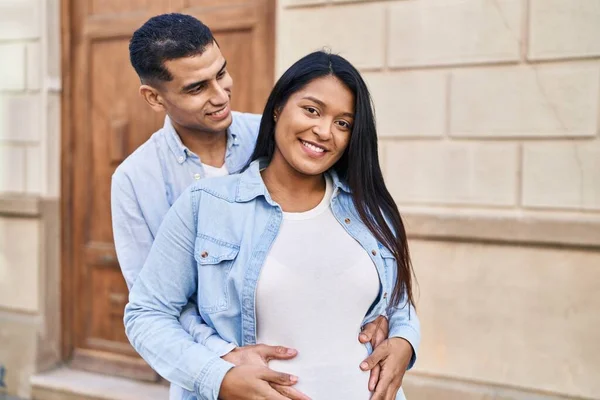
[155,43,233,135]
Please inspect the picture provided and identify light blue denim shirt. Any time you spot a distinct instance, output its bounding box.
[111,112,260,359]
[124,159,421,400]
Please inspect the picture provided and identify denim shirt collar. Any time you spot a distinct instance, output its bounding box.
[163,115,239,164]
[236,158,352,203]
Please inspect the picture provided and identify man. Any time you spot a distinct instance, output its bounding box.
[112,13,416,400]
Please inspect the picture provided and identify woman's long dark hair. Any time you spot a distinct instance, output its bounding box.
[251,51,414,310]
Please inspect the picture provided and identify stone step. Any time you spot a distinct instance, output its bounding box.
[30,368,168,400]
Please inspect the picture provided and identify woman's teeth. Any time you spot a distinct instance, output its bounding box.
[302,140,325,153]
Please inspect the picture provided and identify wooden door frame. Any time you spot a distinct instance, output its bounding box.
[60,0,75,361]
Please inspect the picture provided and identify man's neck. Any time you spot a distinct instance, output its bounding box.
[173,122,228,168]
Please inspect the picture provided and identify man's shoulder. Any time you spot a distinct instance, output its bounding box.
[112,131,163,185]
[231,111,261,134]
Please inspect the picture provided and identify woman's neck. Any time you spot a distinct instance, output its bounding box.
[261,155,326,213]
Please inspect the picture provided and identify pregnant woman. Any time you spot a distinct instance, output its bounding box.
[125,50,420,400]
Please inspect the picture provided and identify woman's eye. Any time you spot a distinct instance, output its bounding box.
[337,120,351,129]
[305,107,319,115]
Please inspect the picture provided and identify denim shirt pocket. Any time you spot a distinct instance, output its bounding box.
[194,234,239,314]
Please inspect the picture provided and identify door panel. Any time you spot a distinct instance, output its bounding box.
[62,0,275,380]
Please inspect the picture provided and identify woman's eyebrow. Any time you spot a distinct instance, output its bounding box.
[302,96,354,118]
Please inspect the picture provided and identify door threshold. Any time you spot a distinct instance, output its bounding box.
[30,367,169,400]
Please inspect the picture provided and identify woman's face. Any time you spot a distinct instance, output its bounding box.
[272,76,355,177]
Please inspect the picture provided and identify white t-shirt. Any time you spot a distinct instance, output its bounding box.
[256,176,381,399]
[202,163,229,178]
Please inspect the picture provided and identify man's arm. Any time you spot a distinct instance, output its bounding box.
[111,171,234,356]
[124,188,234,399]
[124,188,298,400]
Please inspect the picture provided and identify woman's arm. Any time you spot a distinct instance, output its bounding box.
[112,171,235,357]
[124,188,233,400]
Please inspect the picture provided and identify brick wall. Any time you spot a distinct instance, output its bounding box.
[278,0,600,398]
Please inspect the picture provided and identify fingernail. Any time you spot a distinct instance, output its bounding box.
[290,375,298,383]
[287,348,296,355]
[359,333,368,341]
[360,362,369,370]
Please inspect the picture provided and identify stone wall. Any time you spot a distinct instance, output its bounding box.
[278,0,600,398]
[0,0,61,398]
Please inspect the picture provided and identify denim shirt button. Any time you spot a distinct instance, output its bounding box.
[200,251,208,258]
[344,218,351,224]
[371,249,377,256]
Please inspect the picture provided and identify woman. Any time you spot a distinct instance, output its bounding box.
[125,51,420,400]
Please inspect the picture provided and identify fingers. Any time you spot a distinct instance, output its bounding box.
[271,383,312,400]
[257,344,298,361]
[370,374,396,400]
[359,316,388,345]
[371,319,388,349]
[368,363,381,392]
[260,368,299,386]
[359,318,378,343]
[360,343,388,371]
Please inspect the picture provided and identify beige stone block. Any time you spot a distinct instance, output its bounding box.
[0,94,42,143]
[404,373,580,400]
[0,144,26,193]
[46,93,61,198]
[388,0,521,68]
[0,216,40,312]
[529,0,600,60]
[277,3,385,73]
[25,145,42,195]
[363,71,447,137]
[410,239,600,398]
[0,313,38,398]
[522,141,600,211]
[385,141,518,206]
[26,42,41,91]
[281,0,326,7]
[0,0,41,40]
[0,43,26,91]
[450,64,600,138]
[46,0,61,80]
[31,367,170,400]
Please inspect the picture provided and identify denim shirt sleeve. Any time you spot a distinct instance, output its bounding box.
[124,187,234,400]
[111,171,235,358]
[386,298,420,370]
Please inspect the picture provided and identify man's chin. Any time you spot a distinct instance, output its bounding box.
[196,115,233,134]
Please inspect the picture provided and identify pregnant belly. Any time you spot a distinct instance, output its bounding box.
[268,340,372,400]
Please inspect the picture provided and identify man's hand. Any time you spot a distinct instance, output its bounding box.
[359,338,413,400]
[222,345,310,400]
[220,364,299,400]
[358,316,389,391]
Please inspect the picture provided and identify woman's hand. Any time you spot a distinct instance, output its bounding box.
[221,344,311,400]
[358,316,389,391]
[219,364,299,400]
[359,337,413,400]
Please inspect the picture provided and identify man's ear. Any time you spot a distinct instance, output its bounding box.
[139,84,166,112]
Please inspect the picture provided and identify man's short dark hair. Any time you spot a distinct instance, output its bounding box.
[129,13,216,84]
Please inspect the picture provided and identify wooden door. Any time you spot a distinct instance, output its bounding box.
[61,0,275,380]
